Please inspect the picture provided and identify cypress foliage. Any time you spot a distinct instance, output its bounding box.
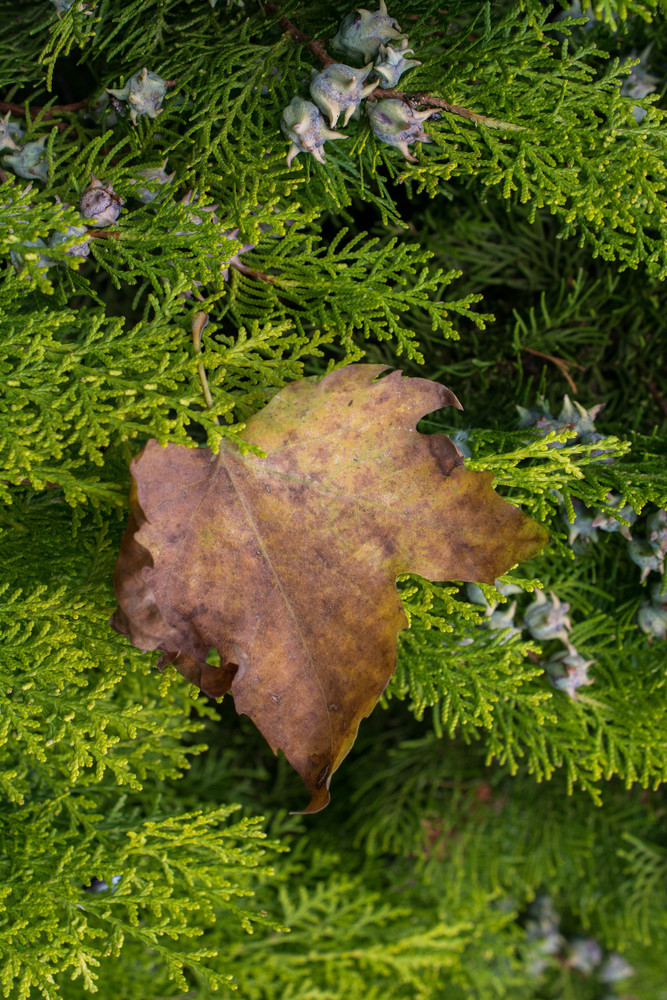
[1,1,666,997]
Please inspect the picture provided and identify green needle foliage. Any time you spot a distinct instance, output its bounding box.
[1,0,667,997]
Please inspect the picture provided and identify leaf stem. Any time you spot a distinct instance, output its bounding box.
[191,311,219,424]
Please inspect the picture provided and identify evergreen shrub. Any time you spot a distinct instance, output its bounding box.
[1,1,666,997]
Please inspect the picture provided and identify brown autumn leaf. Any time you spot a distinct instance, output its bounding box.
[111,365,548,812]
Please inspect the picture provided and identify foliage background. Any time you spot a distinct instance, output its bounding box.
[1,0,666,997]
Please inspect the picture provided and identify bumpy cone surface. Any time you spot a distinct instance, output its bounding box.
[374,39,421,89]
[80,174,125,227]
[3,136,49,182]
[544,645,595,699]
[129,158,176,203]
[0,112,20,152]
[48,224,91,258]
[333,0,406,64]
[628,539,664,583]
[523,590,572,643]
[107,67,167,124]
[281,97,347,166]
[367,98,436,161]
[310,62,378,128]
[637,602,667,640]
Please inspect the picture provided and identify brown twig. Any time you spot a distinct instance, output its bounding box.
[0,100,87,118]
[231,260,278,284]
[260,1,336,67]
[259,2,523,129]
[366,88,518,127]
[86,229,122,240]
[522,346,582,396]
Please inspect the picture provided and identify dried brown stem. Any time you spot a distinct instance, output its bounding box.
[260,1,336,67]
[86,229,122,240]
[365,89,507,125]
[0,99,87,118]
[231,259,278,284]
[523,346,582,396]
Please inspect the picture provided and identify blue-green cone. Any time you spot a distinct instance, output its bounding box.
[332,1,406,64]
[366,98,436,161]
[281,98,347,166]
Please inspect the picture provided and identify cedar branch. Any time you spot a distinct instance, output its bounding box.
[260,1,523,129]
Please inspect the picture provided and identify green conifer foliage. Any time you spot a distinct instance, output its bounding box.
[1,0,666,997]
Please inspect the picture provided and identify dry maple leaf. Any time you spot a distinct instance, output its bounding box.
[111,365,547,812]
